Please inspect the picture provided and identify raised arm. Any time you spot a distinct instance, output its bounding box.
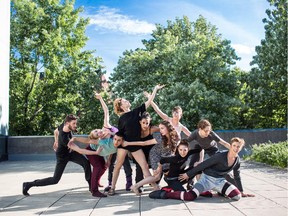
[144,84,164,109]
[95,92,112,128]
[150,101,169,120]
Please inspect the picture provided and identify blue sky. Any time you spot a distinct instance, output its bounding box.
[75,0,271,77]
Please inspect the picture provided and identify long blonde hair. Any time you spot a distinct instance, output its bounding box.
[88,130,99,140]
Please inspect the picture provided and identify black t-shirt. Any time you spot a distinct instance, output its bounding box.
[160,149,201,178]
[187,129,221,149]
[186,151,243,191]
[118,103,146,142]
[56,123,72,156]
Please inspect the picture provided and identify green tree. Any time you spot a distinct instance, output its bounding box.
[245,0,287,128]
[10,0,105,135]
[110,16,245,130]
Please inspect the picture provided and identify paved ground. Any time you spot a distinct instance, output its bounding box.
[0,158,287,216]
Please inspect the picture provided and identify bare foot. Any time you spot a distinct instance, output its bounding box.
[131,185,141,196]
[152,184,160,191]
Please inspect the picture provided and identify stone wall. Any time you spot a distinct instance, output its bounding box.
[5,128,287,161]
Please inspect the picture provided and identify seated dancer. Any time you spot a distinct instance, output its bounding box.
[149,137,254,201]
[159,139,201,191]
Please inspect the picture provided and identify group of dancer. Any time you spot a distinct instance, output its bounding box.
[22,85,254,202]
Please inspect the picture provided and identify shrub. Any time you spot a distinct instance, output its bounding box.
[246,141,288,168]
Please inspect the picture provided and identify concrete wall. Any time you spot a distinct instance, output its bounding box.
[6,128,287,161]
[7,135,88,160]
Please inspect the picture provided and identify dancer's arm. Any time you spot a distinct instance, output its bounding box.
[193,149,205,167]
[68,142,103,155]
[70,137,99,145]
[181,125,191,137]
[144,90,168,120]
[233,163,255,197]
[53,128,59,151]
[144,84,164,109]
[219,139,231,149]
[122,139,157,147]
[150,101,169,120]
[95,92,112,128]
[150,125,160,133]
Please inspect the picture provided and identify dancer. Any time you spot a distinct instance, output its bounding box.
[159,140,201,191]
[144,91,190,138]
[108,85,163,195]
[68,92,132,197]
[94,92,133,194]
[69,129,155,197]
[187,119,230,167]
[22,114,92,196]
[149,137,255,201]
[128,120,179,195]
[135,112,160,192]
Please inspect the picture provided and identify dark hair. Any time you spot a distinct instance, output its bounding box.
[175,139,189,155]
[115,131,124,138]
[178,139,189,148]
[140,111,151,120]
[64,114,78,123]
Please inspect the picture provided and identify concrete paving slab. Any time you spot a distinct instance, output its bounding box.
[0,159,287,216]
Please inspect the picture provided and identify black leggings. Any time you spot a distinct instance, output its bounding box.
[33,151,91,186]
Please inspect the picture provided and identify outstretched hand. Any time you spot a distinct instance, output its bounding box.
[144,84,164,98]
[143,91,151,98]
[241,192,255,197]
[178,173,189,182]
[94,91,102,100]
[155,84,165,90]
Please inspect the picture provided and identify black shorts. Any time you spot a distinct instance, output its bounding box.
[117,145,142,153]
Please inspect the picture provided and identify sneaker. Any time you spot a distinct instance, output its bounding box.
[92,191,107,198]
[149,190,167,199]
[104,185,111,192]
[138,187,144,194]
[22,182,32,196]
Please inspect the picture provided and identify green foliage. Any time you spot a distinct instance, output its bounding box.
[10,0,105,135]
[110,16,246,130]
[247,141,288,168]
[244,0,287,128]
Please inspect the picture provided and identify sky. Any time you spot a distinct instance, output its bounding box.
[74,0,271,78]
